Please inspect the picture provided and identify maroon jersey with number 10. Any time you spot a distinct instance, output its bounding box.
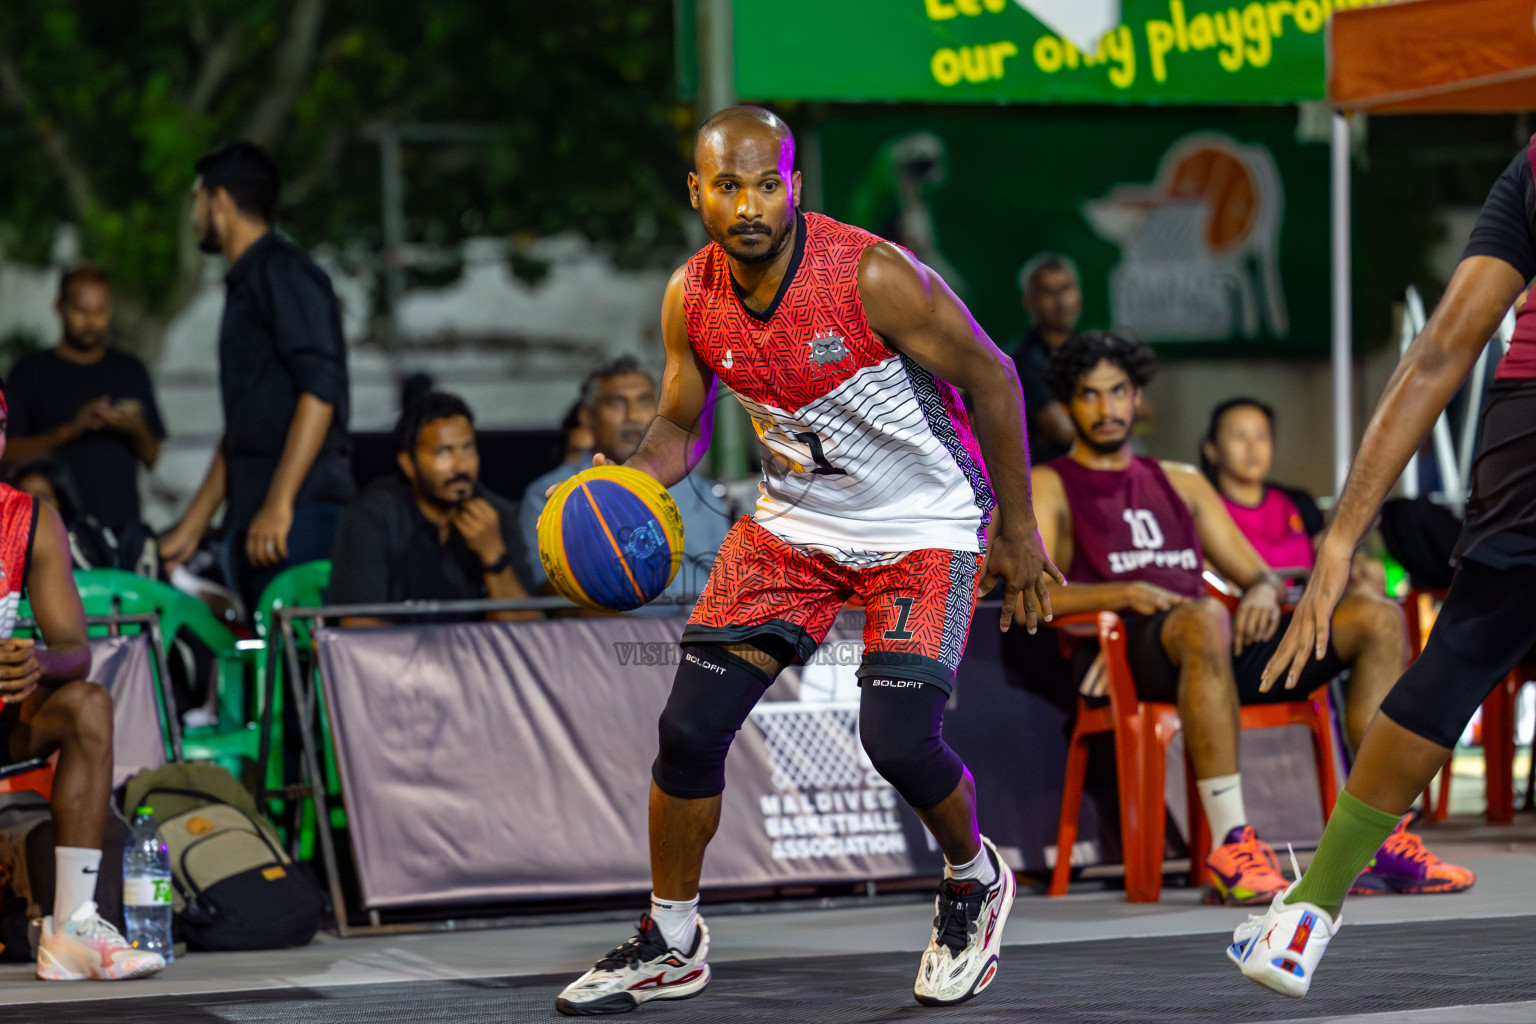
[1052,456,1206,600]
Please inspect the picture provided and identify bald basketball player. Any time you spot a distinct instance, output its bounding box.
[554,107,1062,1015]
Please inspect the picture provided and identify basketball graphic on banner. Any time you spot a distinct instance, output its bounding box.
[537,466,684,612]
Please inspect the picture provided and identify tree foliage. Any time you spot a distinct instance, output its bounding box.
[0,0,691,352]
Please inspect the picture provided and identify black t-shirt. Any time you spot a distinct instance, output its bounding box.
[220,232,353,532]
[1010,328,1073,466]
[1462,147,1536,280]
[6,348,166,530]
[327,476,533,621]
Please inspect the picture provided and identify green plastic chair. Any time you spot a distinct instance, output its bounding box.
[20,569,253,772]
[252,561,338,856]
[71,569,256,773]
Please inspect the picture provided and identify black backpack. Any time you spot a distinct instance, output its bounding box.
[124,763,324,951]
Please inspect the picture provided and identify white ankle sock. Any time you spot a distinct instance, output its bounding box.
[1197,773,1248,844]
[945,844,998,887]
[54,847,101,923]
[649,892,699,952]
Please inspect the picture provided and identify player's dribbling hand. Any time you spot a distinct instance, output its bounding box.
[1261,538,1351,693]
[545,453,617,498]
[987,521,1066,635]
[0,639,42,705]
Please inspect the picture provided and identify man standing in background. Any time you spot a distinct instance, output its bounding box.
[1010,253,1082,466]
[4,266,165,533]
[159,142,353,606]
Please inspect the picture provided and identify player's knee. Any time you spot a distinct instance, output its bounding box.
[858,684,964,810]
[1165,597,1229,660]
[654,702,731,798]
[58,681,113,746]
[651,646,771,800]
[1334,593,1406,651]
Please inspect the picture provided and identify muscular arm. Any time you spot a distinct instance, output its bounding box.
[859,243,1064,629]
[26,502,91,687]
[1324,257,1524,558]
[622,268,718,487]
[1267,255,1525,685]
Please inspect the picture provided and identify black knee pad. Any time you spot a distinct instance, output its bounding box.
[858,677,964,810]
[651,646,773,799]
[1380,559,1536,748]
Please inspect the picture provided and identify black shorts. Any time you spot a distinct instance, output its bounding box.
[1069,609,1348,705]
[1455,380,1536,569]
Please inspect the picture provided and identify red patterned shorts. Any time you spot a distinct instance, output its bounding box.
[683,518,983,692]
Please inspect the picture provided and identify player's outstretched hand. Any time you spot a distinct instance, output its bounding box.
[985,523,1066,635]
[1262,541,1351,692]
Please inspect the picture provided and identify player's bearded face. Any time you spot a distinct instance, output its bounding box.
[1068,362,1138,456]
[693,133,799,265]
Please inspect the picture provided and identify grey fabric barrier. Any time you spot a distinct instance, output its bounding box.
[90,634,169,788]
[317,612,1337,909]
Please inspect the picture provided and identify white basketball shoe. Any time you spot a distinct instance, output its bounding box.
[555,913,711,1016]
[913,835,1016,1006]
[1228,885,1341,999]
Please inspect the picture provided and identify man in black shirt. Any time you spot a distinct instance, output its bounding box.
[3,266,165,532]
[1009,252,1082,466]
[159,142,353,606]
[329,392,537,625]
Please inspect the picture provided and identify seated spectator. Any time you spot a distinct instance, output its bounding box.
[1009,252,1082,466]
[1028,331,1469,906]
[329,393,539,626]
[521,356,732,616]
[558,399,594,467]
[0,383,165,979]
[7,458,158,577]
[1201,397,1385,594]
[2,266,166,534]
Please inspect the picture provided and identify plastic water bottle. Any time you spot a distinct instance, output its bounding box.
[123,806,173,963]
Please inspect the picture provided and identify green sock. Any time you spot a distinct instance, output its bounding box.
[1285,790,1403,918]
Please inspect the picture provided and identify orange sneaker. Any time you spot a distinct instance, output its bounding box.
[1349,816,1475,895]
[1204,826,1290,906]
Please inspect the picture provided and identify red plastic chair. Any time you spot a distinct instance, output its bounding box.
[1405,587,1526,825]
[1048,605,1340,902]
[0,754,55,800]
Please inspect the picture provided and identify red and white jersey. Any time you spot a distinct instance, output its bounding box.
[683,212,993,562]
[0,486,36,640]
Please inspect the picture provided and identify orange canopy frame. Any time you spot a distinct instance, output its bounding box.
[1330,0,1536,112]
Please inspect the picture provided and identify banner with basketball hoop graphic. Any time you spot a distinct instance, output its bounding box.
[821,106,1327,353]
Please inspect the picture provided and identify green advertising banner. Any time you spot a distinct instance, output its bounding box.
[733,0,1393,105]
[818,106,1331,352]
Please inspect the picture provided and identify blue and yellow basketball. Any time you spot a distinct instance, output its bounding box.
[537,466,685,612]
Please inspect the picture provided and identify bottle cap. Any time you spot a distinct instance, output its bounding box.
[135,805,154,816]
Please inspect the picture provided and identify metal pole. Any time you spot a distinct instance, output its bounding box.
[696,0,751,482]
[1330,112,1353,499]
[378,124,406,342]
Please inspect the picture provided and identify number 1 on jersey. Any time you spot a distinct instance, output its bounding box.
[792,431,846,476]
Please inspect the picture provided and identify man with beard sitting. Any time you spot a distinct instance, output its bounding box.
[330,392,539,625]
[1028,331,1469,906]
